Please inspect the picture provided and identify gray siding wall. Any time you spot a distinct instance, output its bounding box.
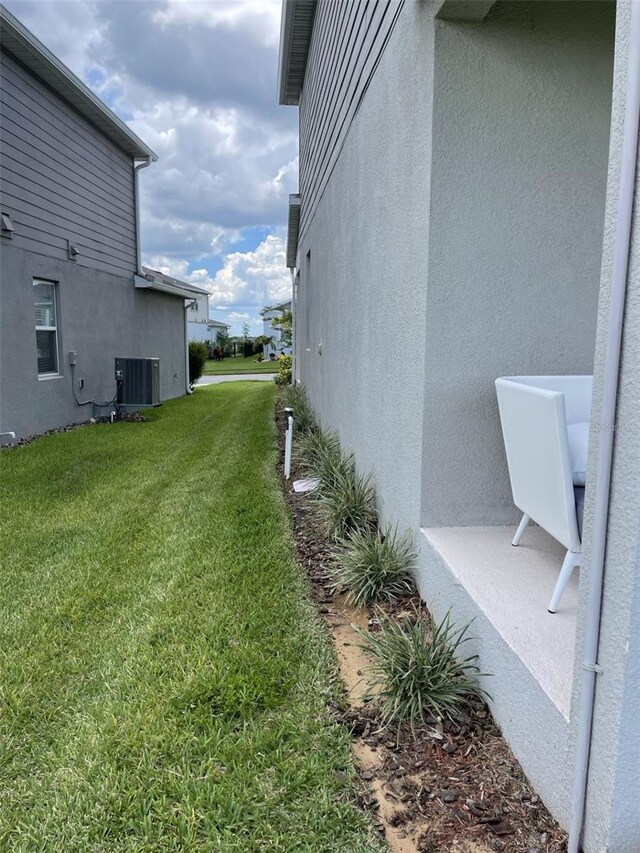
[0,49,137,275]
[0,47,187,439]
[0,244,186,439]
[298,0,404,242]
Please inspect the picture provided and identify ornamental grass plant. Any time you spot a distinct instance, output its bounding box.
[283,384,317,435]
[330,525,416,608]
[360,610,488,737]
[298,425,341,476]
[313,456,377,540]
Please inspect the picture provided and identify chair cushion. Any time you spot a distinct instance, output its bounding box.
[567,422,590,486]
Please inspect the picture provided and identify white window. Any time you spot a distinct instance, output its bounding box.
[33,280,59,376]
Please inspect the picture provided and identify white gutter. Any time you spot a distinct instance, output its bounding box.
[568,5,640,851]
[133,158,153,274]
[134,274,204,299]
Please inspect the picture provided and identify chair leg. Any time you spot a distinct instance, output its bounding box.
[512,513,530,547]
[548,551,581,613]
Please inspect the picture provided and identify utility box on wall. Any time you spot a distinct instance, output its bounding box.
[115,358,160,407]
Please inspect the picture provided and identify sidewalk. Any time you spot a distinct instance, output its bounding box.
[196,374,276,385]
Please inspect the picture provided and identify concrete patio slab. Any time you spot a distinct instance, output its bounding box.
[421,525,577,716]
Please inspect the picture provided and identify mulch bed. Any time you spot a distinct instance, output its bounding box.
[276,399,567,853]
[1,411,149,449]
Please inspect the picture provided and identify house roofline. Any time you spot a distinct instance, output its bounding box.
[0,4,157,161]
[277,0,316,106]
[261,299,292,316]
[138,267,210,298]
[286,194,301,268]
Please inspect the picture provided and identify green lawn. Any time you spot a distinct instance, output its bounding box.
[0,385,380,853]
[203,355,277,375]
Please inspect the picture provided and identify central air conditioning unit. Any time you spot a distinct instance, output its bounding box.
[115,358,160,407]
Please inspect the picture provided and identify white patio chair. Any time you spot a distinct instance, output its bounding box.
[495,375,592,612]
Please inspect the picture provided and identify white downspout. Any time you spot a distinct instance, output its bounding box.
[133,157,152,274]
[290,268,297,385]
[184,299,196,395]
[568,6,640,852]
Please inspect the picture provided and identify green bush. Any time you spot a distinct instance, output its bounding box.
[330,525,416,608]
[313,456,377,540]
[274,354,292,386]
[283,384,317,435]
[188,341,209,386]
[299,426,341,476]
[360,610,488,736]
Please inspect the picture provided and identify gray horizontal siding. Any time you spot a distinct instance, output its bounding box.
[298,0,404,242]
[0,50,137,273]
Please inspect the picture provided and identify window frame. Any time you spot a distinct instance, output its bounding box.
[33,278,61,378]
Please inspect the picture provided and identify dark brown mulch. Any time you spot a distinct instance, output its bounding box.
[1,410,149,449]
[276,396,567,853]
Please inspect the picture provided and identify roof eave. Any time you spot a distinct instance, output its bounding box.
[277,0,316,106]
[286,194,301,269]
[134,274,208,299]
[141,267,210,296]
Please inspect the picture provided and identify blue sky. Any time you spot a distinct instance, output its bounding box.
[6,0,297,335]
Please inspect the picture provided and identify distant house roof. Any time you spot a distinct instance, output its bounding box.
[136,266,210,299]
[0,4,157,161]
[261,300,292,316]
[277,0,316,106]
[207,319,230,329]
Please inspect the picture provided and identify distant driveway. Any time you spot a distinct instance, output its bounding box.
[196,374,276,385]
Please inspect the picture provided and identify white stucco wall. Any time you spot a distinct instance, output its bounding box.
[296,1,434,530]
[296,0,640,853]
[575,3,640,849]
[294,0,635,847]
[422,0,615,527]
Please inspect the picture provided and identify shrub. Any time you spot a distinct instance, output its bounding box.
[298,426,341,475]
[283,384,317,435]
[313,457,377,540]
[188,341,209,386]
[330,525,416,608]
[360,610,488,736]
[274,354,292,386]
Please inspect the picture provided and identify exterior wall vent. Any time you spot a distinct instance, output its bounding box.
[115,357,160,406]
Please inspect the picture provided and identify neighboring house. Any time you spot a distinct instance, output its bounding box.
[207,319,230,348]
[142,266,229,347]
[278,2,639,852]
[178,279,230,347]
[228,335,255,356]
[185,289,211,342]
[261,300,292,360]
[0,7,196,440]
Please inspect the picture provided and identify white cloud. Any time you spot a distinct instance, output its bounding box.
[209,234,292,307]
[146,233,291,309]
[152,0,282,48]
